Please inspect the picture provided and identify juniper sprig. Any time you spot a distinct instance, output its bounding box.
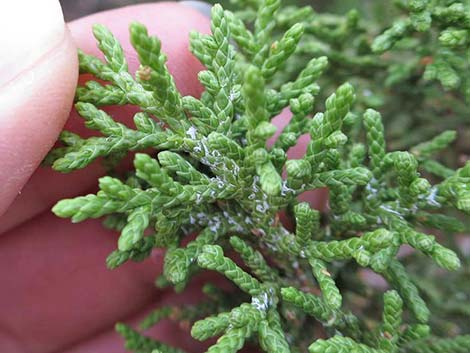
[254,0,470,150]
[48,1,469,353]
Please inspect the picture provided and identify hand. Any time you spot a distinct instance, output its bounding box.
[0,2,324,352]
[0,2,213,352]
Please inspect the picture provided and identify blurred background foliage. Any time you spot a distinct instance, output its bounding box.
[60,0,390,22]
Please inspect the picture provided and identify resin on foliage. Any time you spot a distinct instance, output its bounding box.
[48,1,470,352]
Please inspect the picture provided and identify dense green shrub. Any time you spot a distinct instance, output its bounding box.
[48,1,469,352]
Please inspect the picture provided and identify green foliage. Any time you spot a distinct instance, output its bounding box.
[47,1,469,353]
[263,0,470,150]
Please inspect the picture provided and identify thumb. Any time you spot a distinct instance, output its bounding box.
[0,0,78,216]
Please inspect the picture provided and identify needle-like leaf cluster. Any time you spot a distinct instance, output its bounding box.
[232,0,469,150]
[48,1,469,353]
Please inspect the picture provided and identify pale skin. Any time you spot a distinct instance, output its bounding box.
[0,2,325,352]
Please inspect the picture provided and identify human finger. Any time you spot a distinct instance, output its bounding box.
[0,0,78,216]
[0,2,210,233]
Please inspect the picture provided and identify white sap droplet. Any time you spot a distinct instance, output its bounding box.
[186,126,198,139]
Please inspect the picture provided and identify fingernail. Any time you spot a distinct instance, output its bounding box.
[180,0,212,18]
[0,0,66,87]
